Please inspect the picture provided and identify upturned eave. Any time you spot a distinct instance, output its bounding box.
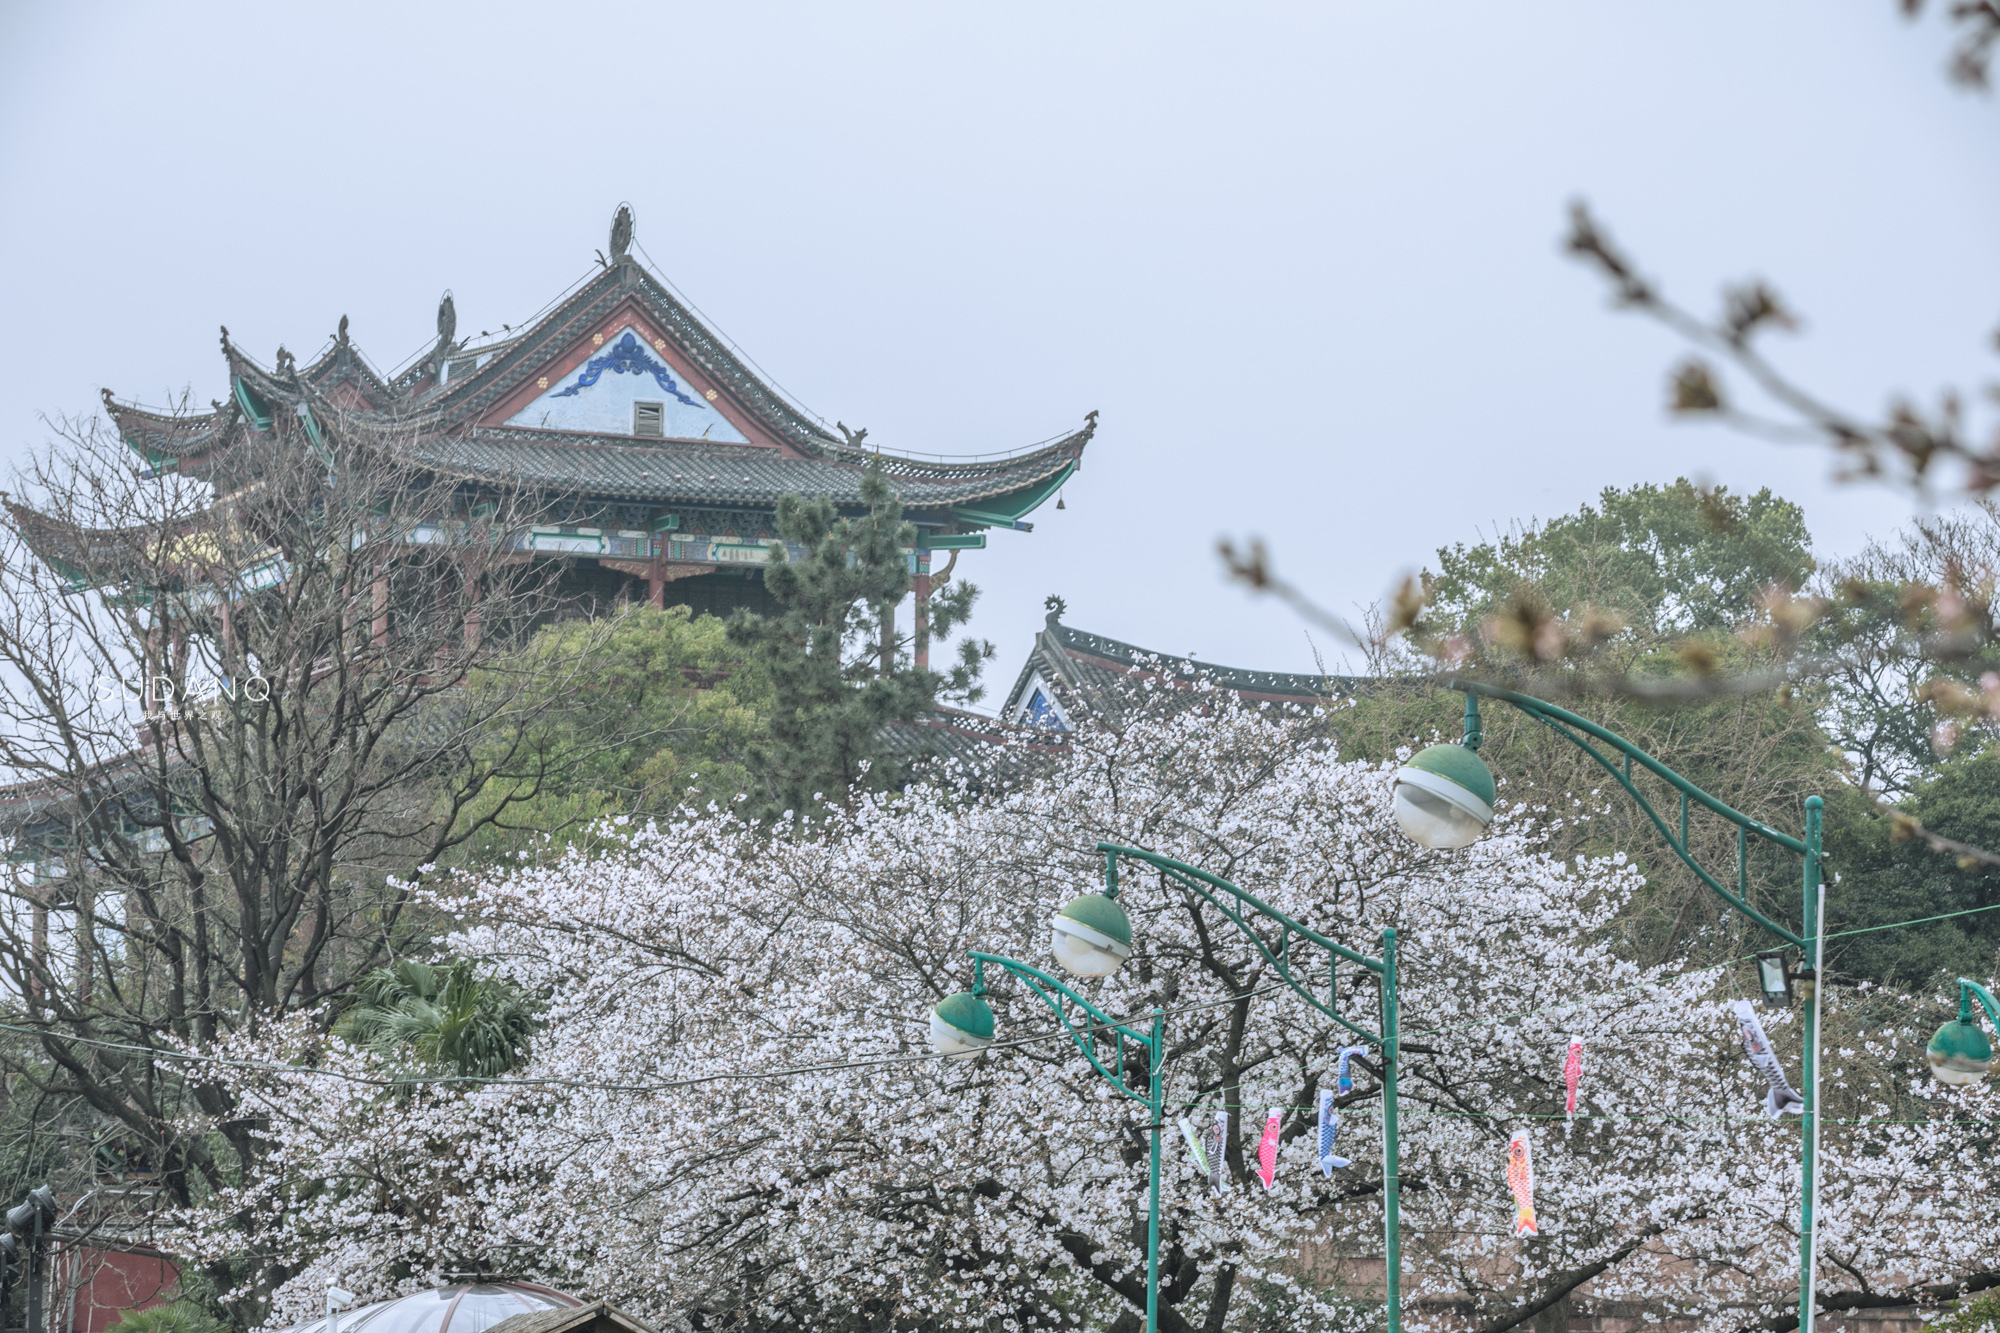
[405,415,1093,514]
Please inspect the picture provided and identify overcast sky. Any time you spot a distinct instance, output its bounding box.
[1,2,1994,698]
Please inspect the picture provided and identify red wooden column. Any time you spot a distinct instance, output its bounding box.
[913,548,932,671]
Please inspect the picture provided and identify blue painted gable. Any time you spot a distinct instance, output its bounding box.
[504,324,750,442]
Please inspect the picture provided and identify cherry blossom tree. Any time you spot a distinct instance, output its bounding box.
[170,685,2000,1333]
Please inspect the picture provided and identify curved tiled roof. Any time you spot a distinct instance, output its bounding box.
[5,499,160,586]
[408,423,1089,509]
[404,260,845,457]
[1001,611,1370,728]
[102,395,233,467]
[103,232,1092,523]
[295,333,397,407]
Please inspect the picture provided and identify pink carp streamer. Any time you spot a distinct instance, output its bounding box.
[1256,1107,1282,1190]
[1563,1039,1584,1118]
[1506,1130,1538,1236]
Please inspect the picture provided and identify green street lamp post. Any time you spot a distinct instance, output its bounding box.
[929,952,1168,1333]
[1077,842,1406,1333]
[1390,682,1827,1333]
[1927,978,1999,1086]
[929,840,1405,1333]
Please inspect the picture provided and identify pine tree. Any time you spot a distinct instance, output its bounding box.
[727,461,990,818]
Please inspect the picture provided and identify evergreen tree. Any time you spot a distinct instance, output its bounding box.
[109,1301,229,1333]
[1350,478,1838,967]
[454,602,772,863]
[334,959,537,1080]
[1426,477,1816,646]
[728,461,990,818]
[1827,745,2000,989]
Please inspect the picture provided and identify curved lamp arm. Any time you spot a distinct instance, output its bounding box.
[967,950,1161,1109]
[1096,841,1387,1045]
[1960,978,2000,1029]
[1450,680,1809,947]
[1087,844,1408,1333]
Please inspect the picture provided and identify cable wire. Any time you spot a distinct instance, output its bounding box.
[0,896,1990,1097]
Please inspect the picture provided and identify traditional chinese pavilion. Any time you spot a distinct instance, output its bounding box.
[69,205,1091,660]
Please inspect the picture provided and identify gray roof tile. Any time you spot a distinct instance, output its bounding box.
[408,428,1085,509]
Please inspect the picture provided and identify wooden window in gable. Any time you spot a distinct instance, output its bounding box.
[633,402,665,437]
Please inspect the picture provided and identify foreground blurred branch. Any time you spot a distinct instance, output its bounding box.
[1218,527,2000,872]
[1905,0,2000,88]
[1215,537,1366,649]
[1564,200,1999,495]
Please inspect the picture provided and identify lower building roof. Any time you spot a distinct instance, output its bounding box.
[1000,600,1369,729]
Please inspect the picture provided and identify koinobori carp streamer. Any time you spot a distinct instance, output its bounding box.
[1316,1089,1350,1175]
[1732,1000,1805,1118]
[1506,1129,1538,1236]
[1204,1110,1227,1196]
[1335,1045,1368,1094]
[1179,1117,1208,1181]
[1256,1107,1281,1190]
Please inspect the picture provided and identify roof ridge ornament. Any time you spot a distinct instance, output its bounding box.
[428,291,457,378]
[836,421,869,450]
[336,314,350,348]
[1045,594,1067,626]
[609,203,634,265]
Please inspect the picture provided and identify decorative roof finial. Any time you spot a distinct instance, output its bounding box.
[100,387,116,413]
[609,203,634,264]
[219,324,231,353]
[1044,594,1067,627]
[428,292,457,377]
[336,314,350,347]
[836,421,870,449]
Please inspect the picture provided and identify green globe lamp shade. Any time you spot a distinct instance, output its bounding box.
[1927,1017,1994,1087]
[930,991,996,1057]
[1392,743,1497,850]
[1050,893,1133,978]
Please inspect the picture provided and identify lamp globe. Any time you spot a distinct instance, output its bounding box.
[1050,893,1133,978]
[1392,743,1496,850]
[929,991,996,1057]
[1927,1017,1993,1086]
